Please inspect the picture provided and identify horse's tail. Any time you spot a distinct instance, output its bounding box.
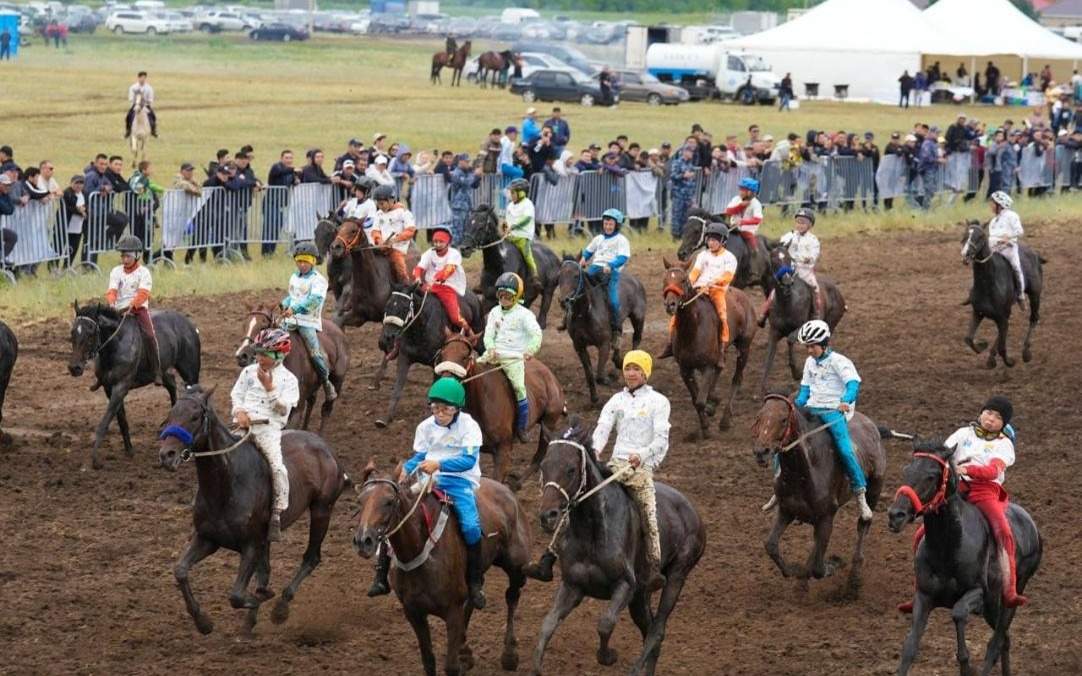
[877,426,915,441]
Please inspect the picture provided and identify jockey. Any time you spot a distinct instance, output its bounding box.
[759,207,822,326]
[125,70,158,139]
[579,207,631,336]
[412,226,472,335]
[369,377,488,609]
[229,328,300,542]
[280,242,336,402]
[988,191,1025,305]
[503,178,541,295]
[106,235,164,385]
[371,184,416,283]
[723,176,763,251]
[478,272,542,443]
[341,178,376,226]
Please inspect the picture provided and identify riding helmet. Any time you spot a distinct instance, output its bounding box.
[372,184,396,202]
[115,235,144,253]
[796,319,831,346]
[739,177,760,194]
[428,377,466,408]
[794,207,816,226]
[704,222,729,242]
[981,395,1013,426]
[254,327,292,358]
[601,208,625,226]
[494,271,524,300]
[292,241,319,263]
[989,191,1013,210]
[353,177,375,193]
[431,226,452,244]
[508,178,530,194]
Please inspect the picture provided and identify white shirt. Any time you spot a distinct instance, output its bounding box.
[780,230,820,268]
[483,303,542,360]
[36,175,60,197]
[365,165,395,186]
[988,209,1023,247]
[726,195,763,232]
[285,269,328,330]
[417,247,467,295]
[413,413,484,488]
[584,233,630,267]
[690,249,738,289]
[68,192,85,234]
[230,362,300,429]
[591,385,671,471]
[128,82,155,105]
[343,197,376,225]
[372,206,415,254]
[108,264,152,311]
[499,135,515,168]
[800,350,861,410]
[505,198,535,240]
[947,425,1015,485]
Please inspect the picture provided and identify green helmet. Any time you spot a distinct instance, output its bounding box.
[115,235,144,253]
[428,377,466,408]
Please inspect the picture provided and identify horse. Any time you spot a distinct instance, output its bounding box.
[158,385,352,635]
[234,304,350,435]
[675,210,773,291]
[375,282,483,428]
[660,259,757,437]
[353,461,531,676]
[326,217,419,329]
[531,422,705,676]
[888,440,1042,675]
[460,205,559,329]
[477,50,516,89]
[556,258,647,404]
[0,319,16,446]
[68,301,201,469]
[129,90,151,170]
[434,331,566,490]
[960,220,1044,368]
[314,215,352,314]
[449,40,471,87]
[752,394,887,587]
[759,245,845,397]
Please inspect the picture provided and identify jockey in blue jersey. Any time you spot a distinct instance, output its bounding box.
[579,208,631,337]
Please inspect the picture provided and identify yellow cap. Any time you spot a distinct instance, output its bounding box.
[622,350,653,380]
[293,253,317,265]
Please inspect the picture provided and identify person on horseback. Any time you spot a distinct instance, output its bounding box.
[341,177,376,225]
[413,226,472,335]
[988,190,1025,306]
[105,235,164,386]
[229,328,300,542]
[759,207,822,326]
[579,208,631,337]
[723,176,764,254]
[476,272,543,444]
[368,377,489,609]
[124,71,157,139]
[371,184,416,284]
[280,242,337,402]
[503,178,541,296]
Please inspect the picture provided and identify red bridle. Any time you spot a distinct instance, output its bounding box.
[894,452,951,515]
[757,393,799,449]
[334,227,363,253]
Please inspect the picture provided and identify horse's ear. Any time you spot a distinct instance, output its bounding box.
[681,257,693,271]
[443,325,455,341]
[468,330,481,347]
[662,256,673,270]
[361,458,377,484]
[72,299,79,315]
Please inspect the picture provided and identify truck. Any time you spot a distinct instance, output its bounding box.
[645,43,779,104]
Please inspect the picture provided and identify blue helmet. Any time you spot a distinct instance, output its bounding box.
[739,177,760,194]
[601,208,625,227]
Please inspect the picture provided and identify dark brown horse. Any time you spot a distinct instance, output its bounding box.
[660,259,757,437]
[0,319,16,447]
[327,218,419,330]
[751,394,886,587]
[235,304,350,435]
[433,40,471,86]
[434,331,566,490]
[477,49,517,89]
[159,386,351,635]
[353,462,531,676]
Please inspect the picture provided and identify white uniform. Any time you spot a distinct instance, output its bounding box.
[230,363,300,512]
[591,385,671,471]
[947,425,1015,484]
[780,229,821,288]
[372,206,415,254]
[690,249,738,288]
[584,233,630,267]
[128,82,155,105]
[417,247,467,295]
[481,303,542,361]
[343,197,376,225]
[726,195,764,233]
[800,350,861,411]
[988,209,1025,298]
[412,412,484,488]
[505,198,535,240]
[108,264,153,311]
[284,269,328,330]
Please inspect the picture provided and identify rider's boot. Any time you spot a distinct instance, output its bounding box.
[321,378,338,402]
[523,549,557,582]
[556,311,568,332]
[514,399,530,443]
[367,545,392,597]
[268,510,282,542]
[146,333,165,386]
[466,541,487,609]
[855,488,874,521]
[644,556,666,593]
[716,339,728,369]
[657,340,673,360]
[1001,546,1029,608]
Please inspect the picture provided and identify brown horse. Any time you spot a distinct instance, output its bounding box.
[433,40,471,86]
[328,217,419,329]
[477,49,517,89]
[353,461,531,676]
[434,331,566,490]
[660,259,757,438]
[751,394,886,588]
[234,304,350,435]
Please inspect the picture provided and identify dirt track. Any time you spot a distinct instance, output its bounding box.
[2,222,1080,676]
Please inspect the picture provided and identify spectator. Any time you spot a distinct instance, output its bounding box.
[554,149,575,178]
[529,127,556,174]
[0,28,12,61]
[1051,93,1073,134]
[447,153,482,244]
[84,153,109,195]
[332,160,359,191]
[521,107,541,145]
[544,107,571,155]
[916,127,942,208]
[173,162,202,197]
[499,126,519,181]
[600,152,628,178]
[365,155,395,187]
[779,73,794,111]
[0,146,11,165]
[20,167,47,202]
[3,163,27,206]
[368,133,388,164]
[479,128,502,174]
[1039,64,1053,92]
[898,70,914,109]
[262,151,297,257]
[434,150,456,180]
[574,149,598,173]
[598,66,614,106]
[412,150,437,175]
[389,146,416,182]
[231,153,259,259]
[129,160,164,263]
[0,175,16,264]
[106,155,130,192]
[955,62,969,86]
[35,160,61,198]
[300,149,330,184]
[913,71,927,108]
[207,148,230,178]
[985,61,1001,96]
[335,138,365,172]
[945,114,969,154]
[668,144,698,239]
[62,175,86,265]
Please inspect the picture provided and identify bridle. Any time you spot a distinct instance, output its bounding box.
[356,476,430,542]
[686,216,708,252]
[961,224,993,264]
[333,220,375,254]
[159,396,254,462]
[433,334,475,379]
[894,453,951,516]
[662,268,704,310]
[73,313,127,360]
[539,439,632,511]
[559,260,592,308]
[382,289,428,332]
[756,393,839,454]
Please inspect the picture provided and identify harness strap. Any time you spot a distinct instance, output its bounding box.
[393,507,450,572]
[894,485,926,514]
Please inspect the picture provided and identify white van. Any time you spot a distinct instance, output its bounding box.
[133,0,165,9]
[500,7,540,24]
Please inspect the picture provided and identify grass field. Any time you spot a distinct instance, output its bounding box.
[2,32,1078,320]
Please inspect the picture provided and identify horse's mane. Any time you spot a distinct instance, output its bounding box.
[913,436,952,456]
[559,418,612,480]
[561,252,577,262]
[76,302,123,322]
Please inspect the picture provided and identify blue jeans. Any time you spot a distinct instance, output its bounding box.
[808,408,866,492]
[295,325,330,382]
[438,476,482,545]
[586,265,621,327]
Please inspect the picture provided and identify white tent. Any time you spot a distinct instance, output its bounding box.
[924,0,1082,62]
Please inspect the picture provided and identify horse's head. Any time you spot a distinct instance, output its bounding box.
[676,212,709,261]
[769,246,795,289]
[352,460,406,558]
[329,218,369,259]
[68,301,117,376]
[460,206,497,257]
[538,420,596,532]
[557,258,585,311]
[158,385,216,471]
[379,283,421,353]
[433,328,478,379]
[661,257,692,316]
[751,393,799,467]
[314,216,340,258]
[235,304,275,367]
[887,439,955,533]
[960,220,988,265]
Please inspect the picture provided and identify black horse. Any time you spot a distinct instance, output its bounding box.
[375,282,483,427]
[460,205,559,329]
[531,422,706,676]
[556,259,646,404]
[158,386,352,635]
[314,215,352,315]
[0,319,17,446]
[960,221,1044,368]
[675,210,773,291]
[888,440,1041,675]
[68,301,201,469]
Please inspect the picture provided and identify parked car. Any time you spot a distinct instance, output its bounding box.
[510,69,608,107]
[105,10,171,34]
[348,18,370,34]
[612,70,690,105]
[249,22,308,41]
[193,10,246,32]
[512,42,595,75]
[465,52,579,84]
[157,11,192,32]
[368,14,410,34]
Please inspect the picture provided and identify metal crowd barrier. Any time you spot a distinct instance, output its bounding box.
[1019,145,1055,190]
[575,170,625,221]
[701,167,751,213]
[0,198,68,279]
[408,173,453,229]
[531,173,576,225]
[287,183,334,242]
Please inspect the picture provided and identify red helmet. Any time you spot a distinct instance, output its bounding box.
[254,328,291,357]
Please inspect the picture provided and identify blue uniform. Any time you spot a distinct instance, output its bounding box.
[668,155,698,238]
[795,349,865,492]
[581,231,630,328]
[405,412,484,545]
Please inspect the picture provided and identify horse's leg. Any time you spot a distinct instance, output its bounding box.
[630,571,688,676]
[760,333,779,398]
[521,424,548,485]
[980,607,1017,676]
[995,317,1014,368]
[848,511,872,593]
[500,569,526,671]
[950,587,984,675]
[596,335,612,385]
[786,337,801,381]
[254,545,274,600]
[496,440,517,491]
[531,582,585,676]
[596,579,634,666]
[628,589,652,640]
[370,353,391,391]
[807,515,837,579]
[445,607,466,676]
[302,391,317,430]
[272,503,331,625]
[679,365,708,439]
[174,534,220,635]
[376,355,411,427]
[115,399,134,456]
[576,343,599,404]
[91,383,129,469]
[319,371,344,435]
[702,365,721,418]
[406,609,438,676]
[228,544,264,611]
[965,312,988,353]
[1021,315,1037,364]
[765,509,800,577]
[897,592,933,676]
[720,339,751,430]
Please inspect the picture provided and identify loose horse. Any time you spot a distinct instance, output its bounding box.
[676,210,773,291]
[752,394,887,585]
[759,245,845,397]
[434,331,566,489]
[460,205,559,329]
[888,440,1041,675]
[353,462,531,676]
[129,91,151,169]
[661,260,757,436]
[159,386,351,634]
[375,282,483,427]
[556,259,646,404]
[960,220,1044,368]
[235,304,350,434]
[68,301,201,469]
[531,423,705,676]
[0,319,16,446]
[327,217,419,328]
[314,215,352,314]
[477,50,517,89]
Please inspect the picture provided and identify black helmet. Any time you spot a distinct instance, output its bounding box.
[372,184,396,202]
[704,222,728,242]
[982,395,1013,426]
[508,178,530,193]
[115,235,144,253]
[292,241,319,259]
[353,177,375,193]
[794,207,816,225]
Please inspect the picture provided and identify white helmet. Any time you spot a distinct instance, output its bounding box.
[990,191,1013,210]
[796,319,831,345]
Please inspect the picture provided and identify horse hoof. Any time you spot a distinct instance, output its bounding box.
[1003,356,1015,368]
[459,646,475,670]
[92,458,104,470]
[194,614,214,635]
[985,356,997,369]
[505,474,522,493]
[374,419,388,429]
[0,432,12,448]
[500,651,519,672]
[255,587,275,601]
[1022,348,1032,363]
[972,340,989,353]
[718,417,732,432]
[270,599,290,625]
[704,403,717,417]
[597,648,618,666]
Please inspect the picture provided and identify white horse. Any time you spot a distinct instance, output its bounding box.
[130,92,151,169]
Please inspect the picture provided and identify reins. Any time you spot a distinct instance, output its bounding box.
[383,289,429,333]
[761,393,841,453]
[159,399,268,462]
[894,452,951,515]
[360,475,433,541]
[541,439,634,509]
[77,312,128,358]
